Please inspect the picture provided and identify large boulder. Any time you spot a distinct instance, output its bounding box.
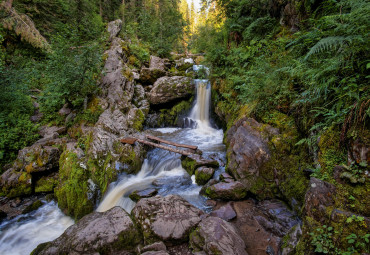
[140,67,167,85]
[231,199,301,255]
[149,76,194,105]
[195,167,215,185]
[226,118,276,184]
[303,177,336,222]
[149,55,166,71]
[175,58,194,71]
[190,216,248,255]
[205,181,247,200]
[32,207,141,255]
[107,19,122,41]
[132,195,203,244]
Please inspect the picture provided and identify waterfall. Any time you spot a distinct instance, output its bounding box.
[189,79,211,130]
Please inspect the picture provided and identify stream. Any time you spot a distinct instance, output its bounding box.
[0,66,225,255]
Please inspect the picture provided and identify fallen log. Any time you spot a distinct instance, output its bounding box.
[120,137,195,156]
[146,135,198,151]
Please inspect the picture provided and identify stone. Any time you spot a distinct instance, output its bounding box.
[303,177,336,222]
[210,203,236,221]
[181,154,219,176]
[132,195,203,244]
[348,138,369,164]
[141,251,169,255]
[32,207,141,255]
[205,181,247,200]
[219,172,234,182]
[231,199,301,255]
[226,117,277,187]
[39,126,66,138]
[149,76,194,105]
[58,103,71,116]
[140,67,167,85]
[107,19,122,41]
[140,241,167,253]
[129,188,158,202]
[149,56,166,71]
[190,216,248,255]
[22,200,44,214]
[195,167,215,185]
[175,58,194,71]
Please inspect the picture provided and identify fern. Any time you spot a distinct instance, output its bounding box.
[304,36,348,60]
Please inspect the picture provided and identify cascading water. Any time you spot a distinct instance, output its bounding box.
[0,201,74,255]
[0,64,225,254]
[96,64,224,213]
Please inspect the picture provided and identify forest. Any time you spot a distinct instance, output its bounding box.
[0,0,369,254]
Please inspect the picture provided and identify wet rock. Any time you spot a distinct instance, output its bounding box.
[32,207,141,255]
[149,76,194,105]
[195,167,215,185]
[231,199,300,255]
[304,177,336,222]
[226,117,276,187]
[107,19,122,41]
[132,195,203,244]
[129,188,158,202]
[205,181,247,201]
[21,200,44,214]
[189,216,248,255]
[199,179,218,196]
[210,202,236,221]
[140,67,167,85]
[175,58,194,71]
[152,174,192,189]
[181,154,219,176]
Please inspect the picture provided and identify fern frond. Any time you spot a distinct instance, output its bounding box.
[0,2,50,51]
[304,36,348,60]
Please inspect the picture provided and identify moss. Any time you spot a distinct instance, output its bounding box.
[157,98,193,127]
[7,183,32,198]
[132,109,145,131]
[181,157,198,175]
[22,200,44,214]
[195,168,213,185]
[55,151,94,219]
[35,175,57,193]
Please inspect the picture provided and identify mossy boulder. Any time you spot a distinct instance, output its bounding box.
[22,200,44,214]
[205,181,247,200]
[0,169,32,198]
[148,76,194,105]
[32,207,142,255]
[181,155,219,176]
[195,167,215,185]
[55,151,95,219]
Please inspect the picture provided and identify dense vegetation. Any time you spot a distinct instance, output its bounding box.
[0,0,185,169]
[192,0,369,253]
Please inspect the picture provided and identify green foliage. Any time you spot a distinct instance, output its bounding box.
[121,0,185,57]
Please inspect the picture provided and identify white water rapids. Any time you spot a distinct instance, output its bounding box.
[0,65,225,254]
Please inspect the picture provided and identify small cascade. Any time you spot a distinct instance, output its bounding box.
[0,201,74,255]
[189,79,211,130]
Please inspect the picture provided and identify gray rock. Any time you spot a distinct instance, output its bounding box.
[58,103,71,116]
[149,56,166,71]
[181,154,219,176]
[107,19,122,41]
[32,207,141,255]
[39,126,66,138]
[132,195,203,244]
[190,216,248,255]
[141,251,169,255]
[149,76,194,105]
[210,203,236,221]
[140,241,167,253]
[205,181,247,200]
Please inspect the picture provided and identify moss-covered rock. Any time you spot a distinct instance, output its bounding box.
[55,151,94,219]
[195,167,215,185]
[22,200,44,214]
[181,155,219,176]
[205,181,247,200]
[35,173,58,193]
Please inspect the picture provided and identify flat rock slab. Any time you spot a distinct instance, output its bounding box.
[190,216,248,255]
[132,195,203,244]
[210,203,236,221]
[32,207,141,255]
[129,188,158,202]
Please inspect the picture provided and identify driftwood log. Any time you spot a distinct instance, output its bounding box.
[120,136,199,156]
